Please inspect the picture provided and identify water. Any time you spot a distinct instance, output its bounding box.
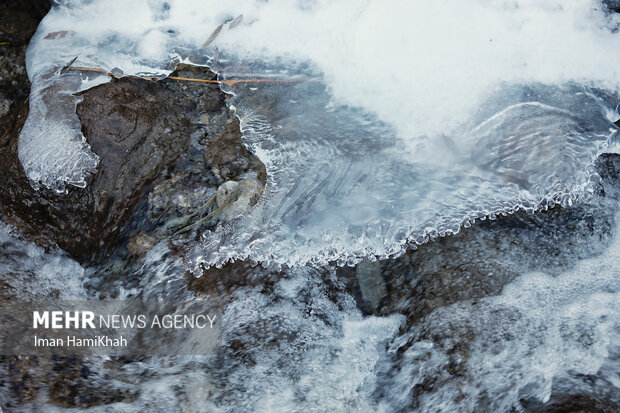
[4,0,620,411]
[379,217,620,412]
[20,0,620,265]
[193,79,615,267]
[0,223,87,300]
[4,202,620,411]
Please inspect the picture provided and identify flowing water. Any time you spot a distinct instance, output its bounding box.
[3,0,620,411]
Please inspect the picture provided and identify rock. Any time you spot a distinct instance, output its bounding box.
[0,0,51,132]
[0,97,9,120]
[519,372,620,412]
[126,231,159,259]
[47,356,138,408]
[166,179,262,235]
[339,154,620,322]
[187,260,284,299]
[0,355,42,406]
[148,171,216,221]
[0,354,138,410]
[216,181,239,207]
[605,0,620,12]
[352,260,386,314]
[216,180,262,223]
[338,153,620,412]
[0,63,266,263]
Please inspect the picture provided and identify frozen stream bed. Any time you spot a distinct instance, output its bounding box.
[0,0,619,412]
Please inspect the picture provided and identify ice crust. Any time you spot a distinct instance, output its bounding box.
[22,0,620,264]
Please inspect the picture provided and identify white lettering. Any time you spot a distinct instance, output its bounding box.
[51,311,63,328]
[33,311,48,328]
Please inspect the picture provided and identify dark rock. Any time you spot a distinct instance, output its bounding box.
[0,355,42,406]
[604,1,620,13]
[188,260,284,300]
[520,372,620,413]
[0,0,51,126]
[0,64,266,263]
[0,354,139,409]
[522,393,617,413]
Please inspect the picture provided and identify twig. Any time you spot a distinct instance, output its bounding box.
[69,66,107,74]
[166,75,219,84]
[66,66,318,87]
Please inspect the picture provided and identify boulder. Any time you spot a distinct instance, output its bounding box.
[0,0,51,125]
[0,64,265,263]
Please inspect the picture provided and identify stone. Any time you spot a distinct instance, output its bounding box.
[0,64,266,263]
[216,180,262,223]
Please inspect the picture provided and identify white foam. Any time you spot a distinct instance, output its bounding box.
[196,0,620,139]
[0,222,87,299]
[384,212,620,411]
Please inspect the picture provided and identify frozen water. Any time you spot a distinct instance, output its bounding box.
[18,73,103,193]
[22,0,620,263]
[9,2,620,409]
[192,80,617,267]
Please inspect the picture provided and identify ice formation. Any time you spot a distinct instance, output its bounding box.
[21,0,620,264]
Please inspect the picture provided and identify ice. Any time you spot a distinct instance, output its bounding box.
[19,73,102,193]
[21,0,620,263]
[191,80,616,267]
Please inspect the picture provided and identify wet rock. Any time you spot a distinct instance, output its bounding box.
[0,0,51,129]
[204,116,266,183]
[188,260,284,299]
[345,153,620,412]
[126,231,159,259]
[164,178,262,235]
[0,354,138,410]
[604,1,620,12]
[148,170,216,223]
[353,260,386,314]
[340,153,620,322]
[0,355,42,406]
[528,394,618,413]
[0,96,8,120]
[520,372,620,413]
[214,180,262,222]
[0,64,266,263]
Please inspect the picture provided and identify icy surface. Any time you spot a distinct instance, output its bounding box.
[19,74,103,193]
[23,0,620,263]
